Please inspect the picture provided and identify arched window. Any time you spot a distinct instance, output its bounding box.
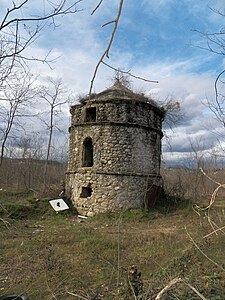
[82,137,93,167]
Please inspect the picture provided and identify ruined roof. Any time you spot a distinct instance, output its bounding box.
[100,80,139,99]
[78,80,163,112]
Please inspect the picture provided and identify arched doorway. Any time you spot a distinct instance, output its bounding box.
[82,137,93,167]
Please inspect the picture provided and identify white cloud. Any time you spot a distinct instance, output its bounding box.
[26,45,218,162]
[126,59,221,162]
[1,0,224,165]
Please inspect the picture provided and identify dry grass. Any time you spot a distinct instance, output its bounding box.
[161,167,225,204]
[0,191,224,299]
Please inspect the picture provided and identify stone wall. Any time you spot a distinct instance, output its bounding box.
[66,171,163,216]
[70,99,163,129]
[66,83,164,215]
[67,124,161,175]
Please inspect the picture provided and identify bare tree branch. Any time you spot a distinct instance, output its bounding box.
[155,277,207,300]
[195,7,225,140]
[185,226,225,271]
[0,1,82,30]
[66,290,89,299]
[214,69,225,125]
[0,70,37,166]
[35,77,71,185]
[91,0,104,15]
[102,20,116,27]
[0,0,82,85]
[102,61,159,83]
[89,0,124,96]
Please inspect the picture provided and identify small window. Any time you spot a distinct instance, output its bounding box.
[82,137,93,167]
[85,107,96,122]
[80,186,92,198]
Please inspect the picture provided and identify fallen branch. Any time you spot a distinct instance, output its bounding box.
[192,168,225,235]
[45,274,58,300]
[203,225,225,238]
[0,217,10,229]
[182,279,207,300]
[67,291,89,299]
[155,277,182,300]
[185,226,225,271]
[155,277,207,300]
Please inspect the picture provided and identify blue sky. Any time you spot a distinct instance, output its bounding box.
[1,0,225,165]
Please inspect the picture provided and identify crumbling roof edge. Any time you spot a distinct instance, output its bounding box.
[70,82,165,114]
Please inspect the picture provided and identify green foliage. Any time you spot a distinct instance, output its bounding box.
[91,208,161,224]
[0,189,34,202]
[0,190,78,221]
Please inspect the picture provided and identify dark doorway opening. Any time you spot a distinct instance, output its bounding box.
[82,137,93,167]
[85,107,96,122]
[80,186,92,198]
[144,184,162,210]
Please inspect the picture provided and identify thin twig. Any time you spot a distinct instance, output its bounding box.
[182,279,207,300]
[199,167,221,186]
[203,225,225,238]
[91,0,104,15]
[155,278,182,300]
[185,226,225,271]
[0,1,83,30]
[192,168,225,235]
[128,276,138,300]
[182,280,207,300]
[67,291,89,299]
[102,20,116,27]
[45,274,58,300]
[89,0,124,96]
[0,218,10,229]
[155,277,207,300]
[214,70,225,119]
[102,61,159,83]
[105,0,123,59]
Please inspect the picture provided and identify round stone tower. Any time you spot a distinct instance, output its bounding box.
[65,81,165,216]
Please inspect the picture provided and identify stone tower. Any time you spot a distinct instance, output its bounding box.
[65,81,165,216]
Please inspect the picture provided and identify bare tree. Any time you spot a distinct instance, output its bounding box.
[0,0,82,165]
[10,135,44,189]
[160,97,182,130]
[0,70,37,166]
[0,0,82,86]
[196,8,225,135]
[195,7,225,57]
[37,77,71,184]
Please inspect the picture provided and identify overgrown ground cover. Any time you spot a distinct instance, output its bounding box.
[0,191,224,299]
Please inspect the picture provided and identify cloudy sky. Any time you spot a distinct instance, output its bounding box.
[1,0,225,165]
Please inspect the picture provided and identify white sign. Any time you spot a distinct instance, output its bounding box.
[49,199,69,212]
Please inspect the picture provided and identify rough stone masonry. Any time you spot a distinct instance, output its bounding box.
[65,81,165,216]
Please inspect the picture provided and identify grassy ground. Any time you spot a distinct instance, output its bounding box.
[0,191,224,299]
